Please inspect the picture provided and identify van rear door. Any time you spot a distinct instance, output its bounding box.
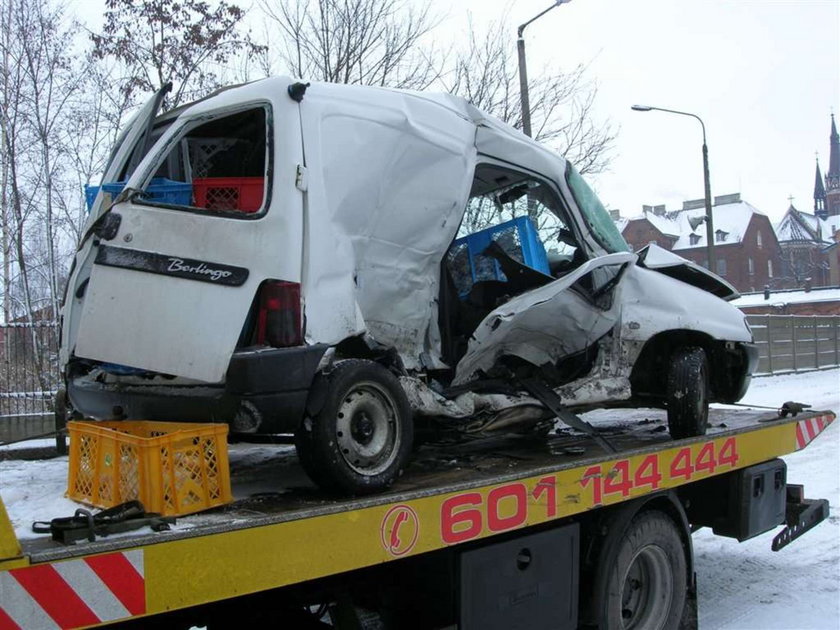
[69,87,304,383]
[60,85,173,368]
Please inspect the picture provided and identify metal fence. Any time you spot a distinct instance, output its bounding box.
[746,315,840,375]
[0,322,60,442]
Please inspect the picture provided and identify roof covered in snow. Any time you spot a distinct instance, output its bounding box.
[774,205,839,246]
[621,196,766,251]
[732,286,840,308]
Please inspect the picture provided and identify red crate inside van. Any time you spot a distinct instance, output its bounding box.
[193,177,264,212]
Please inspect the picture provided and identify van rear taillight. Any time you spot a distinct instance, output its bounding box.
[255,281,302,347]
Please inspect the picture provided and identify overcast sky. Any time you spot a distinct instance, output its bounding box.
[74,0,839,223]
[443,0,839,222]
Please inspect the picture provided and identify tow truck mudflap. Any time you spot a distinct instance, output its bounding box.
[771,484,830,551]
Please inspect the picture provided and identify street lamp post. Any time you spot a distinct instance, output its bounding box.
[631,105,715,271]
[517,0,571,138]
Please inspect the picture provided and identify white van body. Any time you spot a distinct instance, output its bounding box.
[60,77,757,492]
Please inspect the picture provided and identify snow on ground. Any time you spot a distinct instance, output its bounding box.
[697,368,840,630]
[0,440,300,541]
[0,369,838,627]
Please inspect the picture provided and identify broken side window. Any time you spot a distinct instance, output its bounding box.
[449,165,582,298]
[136,106,270,215]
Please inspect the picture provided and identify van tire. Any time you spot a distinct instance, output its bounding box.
[592,510,688,630]
[295,360,413,495]
[666,347,709,439]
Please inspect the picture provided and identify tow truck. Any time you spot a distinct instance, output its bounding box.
[0,405,834,629]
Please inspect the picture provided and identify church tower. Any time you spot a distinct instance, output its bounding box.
[825,113,840,217]
[814,157,826,218]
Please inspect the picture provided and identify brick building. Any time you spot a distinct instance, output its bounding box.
[828,238,840,285]
[618,193,783,293]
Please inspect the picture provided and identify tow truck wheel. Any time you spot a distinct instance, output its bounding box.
[666,346,709,439]
[595,510,688,630]
[296,360,413,495]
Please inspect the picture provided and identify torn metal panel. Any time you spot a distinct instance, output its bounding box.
[555,375,631,407]
[553,334,632,408]
[400,376,534,419]
[454,252,635,385]
[400,376,547,433]
[299,83,478,369]
[636,243,739,300]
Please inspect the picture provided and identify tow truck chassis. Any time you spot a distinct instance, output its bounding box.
[0,408,834,628]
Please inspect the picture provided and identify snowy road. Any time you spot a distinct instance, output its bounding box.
[1,369,838,628]
[698,369,840,630]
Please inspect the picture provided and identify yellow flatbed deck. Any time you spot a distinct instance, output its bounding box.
[0,407,834,628]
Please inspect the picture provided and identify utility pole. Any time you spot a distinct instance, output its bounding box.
[517,1,572,138]
[632,105,715,270]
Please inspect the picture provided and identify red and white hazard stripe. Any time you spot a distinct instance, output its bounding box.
[794,414,835,451]
[0,550,144,629]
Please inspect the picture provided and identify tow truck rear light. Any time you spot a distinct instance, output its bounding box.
[255,281,302,347]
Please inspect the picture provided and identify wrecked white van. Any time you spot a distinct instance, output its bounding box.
[60,78,758,494]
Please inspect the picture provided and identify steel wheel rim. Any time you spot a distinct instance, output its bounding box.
[620,544,674,630]
[335,380,401,476]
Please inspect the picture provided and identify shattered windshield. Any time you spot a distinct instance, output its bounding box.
[565,163,630,254]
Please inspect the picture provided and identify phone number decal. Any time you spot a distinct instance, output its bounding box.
[440,437,740,545]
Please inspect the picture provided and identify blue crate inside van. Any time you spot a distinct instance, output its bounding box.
[448,216,549,296]
[84,178,192,211]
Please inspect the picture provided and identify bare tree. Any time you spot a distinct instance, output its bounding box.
[60,57,135,244]
[449,15,615,176]
[17,0,85,321]
[91,0,264,110]
[446,15,615,234]
[260,0,441,89]
[1,0,44,326]
[0,0,19,327]
[0,0,87,398]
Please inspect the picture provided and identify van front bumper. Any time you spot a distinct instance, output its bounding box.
[67,344,328,434]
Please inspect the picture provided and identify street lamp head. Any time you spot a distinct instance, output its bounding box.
[555,0,572,5]
[631,105,653,112]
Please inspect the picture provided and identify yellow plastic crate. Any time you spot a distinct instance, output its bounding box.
[66,420,232,517]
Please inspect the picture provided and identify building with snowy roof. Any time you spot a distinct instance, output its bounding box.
[774,204,837,287]
[771,115,840,287]
[619,193,783,293]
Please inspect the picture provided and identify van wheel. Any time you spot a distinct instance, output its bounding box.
[666,347,709,439]
[296,360,413,495]
[593,510,688,630]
